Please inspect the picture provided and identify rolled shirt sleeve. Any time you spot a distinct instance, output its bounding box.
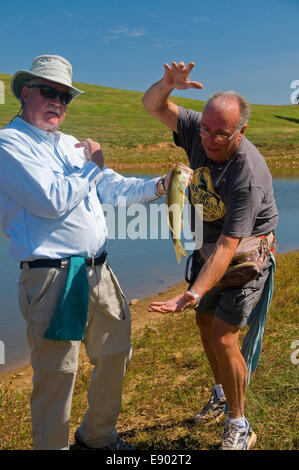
[97,167,160,207]
[173,107,203,155]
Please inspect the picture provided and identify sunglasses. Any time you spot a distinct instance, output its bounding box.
[26,84,73,105]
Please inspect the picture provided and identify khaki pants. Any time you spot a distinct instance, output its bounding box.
[18,259,132,450]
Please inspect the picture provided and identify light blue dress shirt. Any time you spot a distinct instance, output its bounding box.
[0,117,160,261]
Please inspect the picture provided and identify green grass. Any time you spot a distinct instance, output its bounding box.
[0,251,298,450]
[1,73,299,168]
[117,254,299,450]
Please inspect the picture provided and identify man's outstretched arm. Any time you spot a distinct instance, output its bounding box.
[149,234,240,313]
[142,61,203,133]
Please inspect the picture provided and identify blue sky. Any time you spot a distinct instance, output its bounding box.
[1,0,299,105]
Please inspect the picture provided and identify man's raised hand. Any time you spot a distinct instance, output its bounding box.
[162,62,203,91]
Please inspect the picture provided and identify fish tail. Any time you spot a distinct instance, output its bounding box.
[174,240,187,264]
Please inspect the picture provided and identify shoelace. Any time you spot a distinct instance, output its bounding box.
[202,393,225,412]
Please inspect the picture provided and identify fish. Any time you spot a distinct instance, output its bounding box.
[166,163,190,263]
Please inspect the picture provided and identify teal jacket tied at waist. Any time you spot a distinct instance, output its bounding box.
[241,253,276,385]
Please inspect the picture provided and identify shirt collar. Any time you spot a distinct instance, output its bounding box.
[13,116,61,145]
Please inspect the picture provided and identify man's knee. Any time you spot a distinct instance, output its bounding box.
[195,313,215,348]
[210,317,240,357]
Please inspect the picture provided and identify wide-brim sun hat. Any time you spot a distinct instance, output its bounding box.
[11,54,84,103]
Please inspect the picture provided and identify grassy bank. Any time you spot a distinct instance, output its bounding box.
[0,251,298,450]
[0,73,299,170]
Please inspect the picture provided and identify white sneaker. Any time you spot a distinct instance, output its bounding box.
[194,390,226,424]
[220,418,257,450]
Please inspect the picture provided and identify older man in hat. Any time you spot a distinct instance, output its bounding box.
[0,55,191,450]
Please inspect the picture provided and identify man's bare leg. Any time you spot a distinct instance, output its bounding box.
[196,313,222,384]
[210,316,247,418]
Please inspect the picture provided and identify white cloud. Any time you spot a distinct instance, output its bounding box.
[108,26,129,35]
[100,35,117,44]
[128,28,146,37]
[107,25,146,38]
[153,38,181,49]
[64,11,86,20]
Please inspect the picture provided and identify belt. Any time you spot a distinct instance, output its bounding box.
[20,251,107,269]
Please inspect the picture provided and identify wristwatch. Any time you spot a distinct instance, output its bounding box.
[187,289,201,308]
[156,175,167,195]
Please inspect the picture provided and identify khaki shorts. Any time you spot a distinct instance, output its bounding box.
[193,259,272,328]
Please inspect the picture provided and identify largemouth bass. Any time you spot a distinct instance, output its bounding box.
[167,163,190,263]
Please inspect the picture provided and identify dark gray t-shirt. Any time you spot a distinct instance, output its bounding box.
[173,107,278,243]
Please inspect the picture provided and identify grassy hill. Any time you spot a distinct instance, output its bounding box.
[1,73,299,169]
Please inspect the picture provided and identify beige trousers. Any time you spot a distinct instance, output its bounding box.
[18,259,132,450]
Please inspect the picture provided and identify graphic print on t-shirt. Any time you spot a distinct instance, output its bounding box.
[190,167,226,222]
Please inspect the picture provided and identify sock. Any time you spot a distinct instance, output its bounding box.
[226,416,246,427]
[213,383,226,400]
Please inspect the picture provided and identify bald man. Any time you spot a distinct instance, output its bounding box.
[143,62,278,450]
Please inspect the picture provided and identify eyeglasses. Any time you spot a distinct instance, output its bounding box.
[26,84,72,105]
[199,125,242,144]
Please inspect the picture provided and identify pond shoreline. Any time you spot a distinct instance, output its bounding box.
[108,160,299,172]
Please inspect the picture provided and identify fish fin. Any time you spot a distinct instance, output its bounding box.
[174,240,187,264]
[168,217,175,235]
[178,190,188,203]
